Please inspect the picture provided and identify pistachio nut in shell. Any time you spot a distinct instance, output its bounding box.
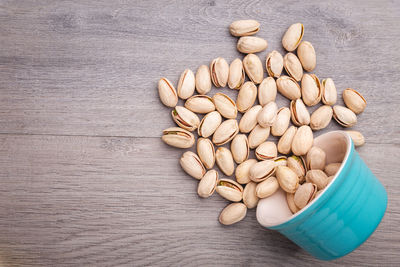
[266,50,284,78]
[212,93,237,119]
[294,182,317,209]
[306,146,326,170]
[248,124,270,149]
[325,162,341,176]
[276,76,301,100]
[243,182,259,209]
[276,166,299,193]
[210,57,229,88]
[343,88,366,114]
[274,156,288,167]
[219,202,247,225]
[283,52,303,82]
[321,78,337,105]
[243,54,263,84]
[228,58,245,89]
[216,178,243,202]
[297,41,316,72]
[212,119,239,146]
[290,99,310,126]
[236,159,257,184]
[287,155,306,183]
[282,23,304,52]
[301,74,321,106]
[185,95,215,114]
[158,77,178,107]
[258,77,277,106]
[286,193,300,214]
[277,126,297,155]
[198,111,222,138]
[229,19,260,37]
[197,138,215,169]
[291,125,313,156]
[249,160,276,183]
[310,105,333,131]
[306,170,329,190]
[195,65,212,95]
[255,141,277,160]
[237,81,257,113]
[197,169,218,198]
[180,151,206,180]
[171,106,200,131]
[177,69,195,99]
[215,147,235,176]
[256,176,279,198]
[239,105,262,133]
[333,105,357,128]
[345,130,365,147]
[162,127,195,148]
[231,134,249,164]
[257,101,278,128]
[271,107,291,136]
[237,36,268,54]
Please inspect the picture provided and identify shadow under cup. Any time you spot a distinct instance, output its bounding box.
[256,131,388,260]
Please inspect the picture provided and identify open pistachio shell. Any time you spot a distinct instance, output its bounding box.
[258,77,277,106]
[310,105,333,131]
[306,146,326,171]
[255,141,277,161]
[216,178,243,202]
[305,170,329,190]
[213,93,237,119]
[177,69,195,99]
[277,126,297,155]
[210,57,229,88]
[243,54,263,84]
[276,166,299,193]
[286,193,300,214]
[345,130,365,147]
[301,74,321,106]
[197,169,218,198]
[158,77,178,107]
[257,101,278,128]
[291,125,313,156]
[271,107,291,136]
[266,50,283,78]
[248,124,270,149]
[236,159,258,185]
[294,182,317,209]
[229,20,260,37]
[325,162,341,176]
[237,36,268,54]
[283,52,303,82]
[215,147,235,176]
[219,203,247,225]
[249,160,276,183]
[239,105,262,133]
[198,111,222,138]
[333,105,357,128]
[195,65,212,95]
[343,88,366,114]
[180,151,206,180]
[243,182,259,209]
[276,75,301,100]
[228,58,245,89]
[162,127,195,148]
[231,134,249,164]
[212,119,239,146]
[185,95,215,114]
[282,23,304,52]
[256,176,279,199]
[171,106,200,131]
[290,99,310,126]
[321,78,337,105]
[287,155,307,183]
[297,41,316,72]
[197,138,216,169]
[237,81,257,113]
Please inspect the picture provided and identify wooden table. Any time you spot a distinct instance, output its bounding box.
[0,0,399,266]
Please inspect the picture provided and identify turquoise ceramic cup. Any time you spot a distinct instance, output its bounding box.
[256,131,388,260]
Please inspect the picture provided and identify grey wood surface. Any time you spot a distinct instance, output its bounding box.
[0,0,399,266]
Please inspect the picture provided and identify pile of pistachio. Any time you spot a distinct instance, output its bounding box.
[159,20,367,225]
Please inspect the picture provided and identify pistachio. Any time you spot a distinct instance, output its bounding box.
[297,41,316,71]
[333,105,357,127]
[212,119,239,146]
[257,102,278,127]
[258,77,277,106]
[255,141,277,161]
[301,74,321,106]
[243,54,263,84]
[275,166,299,193]
[314,190,324,199]
[215,147,235,176]
[306,146,326,170]
[266,50,284,78]
[229,20,260,37]
[325,162,341,176]
[294,182,317,209]
[197,138,216,169]
[171,106,200,131]
[248,125,270,149]
[256,176,279,198]
[290,99,310,126]
[197,169,218,198]
[345,130,365,147]
[237,81,257,113]
[198,111,222,138]
[249,160,276,183]
[228,58,245,89]
[216,178,243,202]
[212,93,238,119]
[327,176,335,184]
[219,202,247,225]
[305,170,329,190]
[282,23,304,52]
[162,127,195,148]
[231,134,249,164]
[286,193,300,214]
[283,53,303,82]
[276,75,301,100]
[277,126,297,155]
[271,107,291,136]
[237,36,268,54]
[321,78,337,105]
[180,151,206,180]
[236,159,258,184]
[274,156,288,167]
[310,105,333,131]
[158,77,178,107]
[210,57,229,88]
[243,182,259,209]
[343,88,367,114]
[239,105,262,133]
[287,155,307,183]
[177,69,195,99]
[291,125,313,156]
[185,95,215,114]
[195,65,212,95]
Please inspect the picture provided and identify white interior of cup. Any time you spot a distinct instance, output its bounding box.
[256,131,352,228]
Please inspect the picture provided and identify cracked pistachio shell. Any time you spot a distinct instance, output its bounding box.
[249,160,276,183]
[287,155,307,183]
[255,141,277,161]
[305,170,329,190]
[212,119,239,146]
[283,53,303,82]
[290,99,310,126]
[248,124,270,149]
[162,127,195,148]
[177,69,195,99]
[171,106,200,131]
[258,77,277,106]
[274,156,288,167]
[276,166,299,193]
[306,146,326,171]
[271,107,291,136]
[197,138,215,169]
[345,130,365,147]
[180,151,206,180]
[158,77,178,107]
[243,182,259,209]
[301,74,321,106]
[325,162,341,176]
[228,58,245,89]
[215,147,235,176]
[287,193,300,214]
[197,169,218,198]
[294,182,317,209]
[237,36,268,54]
[229,19,260,37]
[343,88,366,114]
[237,81,257,113]
[236,159,258,184]
[333,105,357,127]
[291,125,313,156]
[256,176,279,199]
[266,50,284,78]
[219,202,247,225]
[198,111,222,138]
[276,76,301,100]
[216,178,243,202]
[185,95,215,114]
[321,78,337,105]
[195,65,212,95]
[213,93,237,119]
[239,105,262,133]
[210,57,229,87]
[278,126,297,155]
[243,54,263,84]
[282,23,304,52]
[310,105,333,131]
[231,134,249,164]
[257,102,278,127]
[297,41,316,72]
